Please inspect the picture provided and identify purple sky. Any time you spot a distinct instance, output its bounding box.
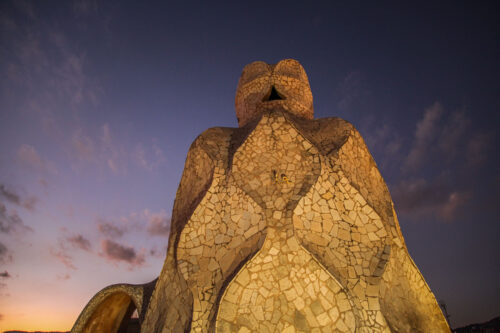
[0,1,498,330]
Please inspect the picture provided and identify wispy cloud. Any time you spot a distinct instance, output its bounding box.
[132,141,166,171]
[67,234,92,252]
[0,185,21,206]
[0,184,36,235]
[53,210,170,270]
[391,178,471,221]
[94,209,170,264]
[16,144,57,176]
[97,218,126,239]
[0,183,37,211]
[100,124,121,173]
[50,246,76,270]
[51,221,159,271]
[403,102,444,172]
[146,213,170,237]
[97,209,170,236]
[1,1,106,191]
[57,273,71,281]
[466,132,494,167]
[0,242,12,264]
[71,128,95,163]
[50,232,92,270]
[401,102,492,174]
[362,123,402,171]
[2,3,165,179]
[1,2,102,134]
[70,124,166,174]
[359,101,494,223]
[438,110,469,160]
[336,70,371,116]
[0,203,33,235]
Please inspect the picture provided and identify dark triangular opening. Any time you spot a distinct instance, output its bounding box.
[263,86,285,101]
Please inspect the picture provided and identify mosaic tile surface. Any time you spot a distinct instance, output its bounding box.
[72,60,450,333]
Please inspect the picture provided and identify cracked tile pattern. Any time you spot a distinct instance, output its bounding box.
[217,229,357,333]
[143,59,450,333]
[72,59,451,333]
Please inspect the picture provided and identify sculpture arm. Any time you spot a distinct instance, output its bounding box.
[379,208,451,332]
[141,127,233,333]
[338,124,450,332]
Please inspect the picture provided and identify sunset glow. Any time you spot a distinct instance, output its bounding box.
[1,1,498,331]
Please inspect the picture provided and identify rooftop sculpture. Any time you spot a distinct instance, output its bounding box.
[72,59,450,333]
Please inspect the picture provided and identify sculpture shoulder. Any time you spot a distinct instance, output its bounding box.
[291,116,358,156]
[196,126,236,142]
[170,126,235,236]
[315,117,369,149]
[313,116,357,134]
[188,126,236,160]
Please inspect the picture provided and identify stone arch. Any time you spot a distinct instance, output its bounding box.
[71,284,144,333]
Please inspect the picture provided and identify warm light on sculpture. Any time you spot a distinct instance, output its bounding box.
[72,59,450,333]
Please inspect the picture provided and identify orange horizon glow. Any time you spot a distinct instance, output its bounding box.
[0,314,73,332]
[0,280,82,332]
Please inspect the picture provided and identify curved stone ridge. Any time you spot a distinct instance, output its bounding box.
[72,60,451,333]
[71,282,147,333]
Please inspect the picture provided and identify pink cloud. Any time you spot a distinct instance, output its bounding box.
[100,124,126,174]
[336,70,371,113]
[391,178,470,222]
[70,124,128,174]
[67,234,92,252]
[57,273,71,280]
[438,110,469,159]
[71,129,95,162]
[466,132,494,167]
[0,242,12,264]
[50,246,76,270]
[0,184,21,205]
[439,192,471,221]
[100,239,145,269]
[0,271,11,278]
[403,102,443,172]
[147,214,170,237]
[50,232,92,269]
[132,141,166,171]
[16,144,57,175]
[0,202,33,235]
[97,218,126,239]
[0,183,37,211]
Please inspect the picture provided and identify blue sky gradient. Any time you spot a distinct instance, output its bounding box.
[0,1,498,330]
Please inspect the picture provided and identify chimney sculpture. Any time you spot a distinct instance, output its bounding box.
[72,60,450,333]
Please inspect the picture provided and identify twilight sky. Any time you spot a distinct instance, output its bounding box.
[0,1,499,331]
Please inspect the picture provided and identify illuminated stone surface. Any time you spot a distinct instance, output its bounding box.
[72,60,450,332]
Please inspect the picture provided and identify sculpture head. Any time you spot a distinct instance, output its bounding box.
[235,59,314,127]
